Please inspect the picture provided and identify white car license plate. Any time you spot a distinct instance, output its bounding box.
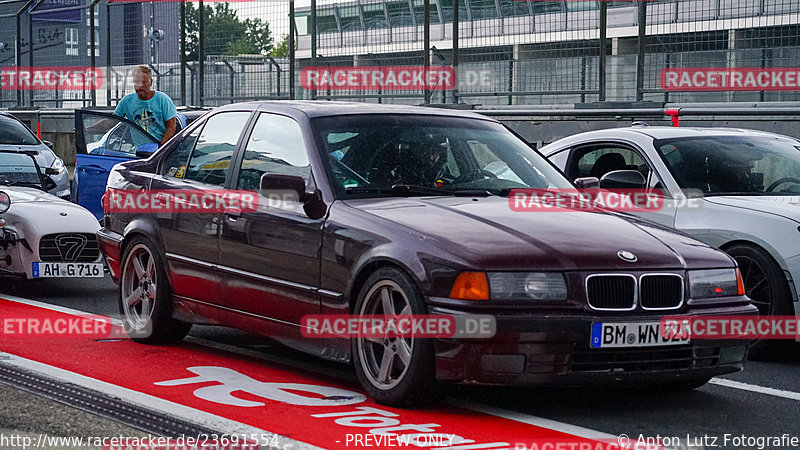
[32,262,104,278]
[590,321,690,348]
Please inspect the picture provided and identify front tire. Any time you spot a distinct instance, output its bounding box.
[725,244,793,356]
[351,267,442,406]
[119,236,191,343]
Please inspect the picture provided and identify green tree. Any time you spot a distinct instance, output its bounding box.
[184,2,273,60]
[269,34,291,58]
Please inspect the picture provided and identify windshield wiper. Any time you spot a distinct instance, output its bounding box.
[1,180,41,188]
[346,184,454,196]
[703,192,765,197]
[346,184,491,197]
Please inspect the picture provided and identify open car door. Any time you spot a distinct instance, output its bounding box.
[73,110,159,220]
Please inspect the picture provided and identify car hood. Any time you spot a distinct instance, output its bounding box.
[348,196,731,271]
[0,144,50,163]
[1,187,99,235]
[704,195,800,224]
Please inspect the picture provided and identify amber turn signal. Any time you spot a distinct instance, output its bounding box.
[735,267,746,296]
[450,272,490,301]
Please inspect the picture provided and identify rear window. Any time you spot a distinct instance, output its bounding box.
[0,115,39,145]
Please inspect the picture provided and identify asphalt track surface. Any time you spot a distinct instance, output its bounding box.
[1,275,799,450]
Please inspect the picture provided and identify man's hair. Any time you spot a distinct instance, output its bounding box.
[133,65,152,78]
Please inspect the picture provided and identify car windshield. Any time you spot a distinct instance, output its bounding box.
[313,114,572,197]
[0,115,39,145]
[655,135,800,195]
[0,152,43,189]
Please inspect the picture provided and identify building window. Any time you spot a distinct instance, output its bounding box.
[85,11,99,56]
[87,28,99,57]
[66,28,78,56]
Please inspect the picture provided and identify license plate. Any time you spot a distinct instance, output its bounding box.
[591,321,690,348]
[32,262,104,278]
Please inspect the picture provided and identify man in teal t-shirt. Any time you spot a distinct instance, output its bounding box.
[114,65,177,146]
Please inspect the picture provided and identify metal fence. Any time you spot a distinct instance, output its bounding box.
[2,0,800,108]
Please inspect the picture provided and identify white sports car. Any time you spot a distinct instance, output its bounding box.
[0,151,102,280]
[540,126,800,351]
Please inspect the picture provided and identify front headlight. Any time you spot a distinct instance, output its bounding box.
[50,157,65,174]
[688,268,745,299]
[487,272,568,300]
[0,190,10,214]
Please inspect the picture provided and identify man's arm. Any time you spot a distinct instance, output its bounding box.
[161,117,177,145]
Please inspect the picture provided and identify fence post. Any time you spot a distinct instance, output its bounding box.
[598,0,607,102]
[452,0,458,104]
[106,1,111,106]
[90,1,97,106]
[310,0,317,100]
[14,5,24,107]
[28,7,34,106]
[423,0,430,104]
[289,0,295,100]
[635,0,646,101]
[180,0,186,106]
[198,0,204,106]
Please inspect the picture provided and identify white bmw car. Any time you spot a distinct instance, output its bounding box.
[0,151,102,280]
[540,127,800,350]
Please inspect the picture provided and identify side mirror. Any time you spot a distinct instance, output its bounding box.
[260,173,306,202]
[44,167,60,176]
[600,170,647,189]
[135,142,159,158]
[574,177,600,190]
[42,140,54,149]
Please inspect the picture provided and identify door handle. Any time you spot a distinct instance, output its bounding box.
[224,207,241,222]
[79,165,107,174]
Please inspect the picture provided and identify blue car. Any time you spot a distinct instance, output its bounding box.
[73,108,208,220]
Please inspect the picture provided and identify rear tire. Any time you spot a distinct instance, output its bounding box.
[351,267,443,407]
[725,244,793,357]
[119,236,191,343]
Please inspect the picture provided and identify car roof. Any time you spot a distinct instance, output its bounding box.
[211,100,496,121]
[569,126,794,141]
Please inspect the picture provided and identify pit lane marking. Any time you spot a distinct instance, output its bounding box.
[0,293,692,444]
[709,378,800,402]
[0,351,317,449]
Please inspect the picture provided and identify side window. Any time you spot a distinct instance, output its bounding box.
[184,112,251,186]
[570,145,649,180]
[237,114,310,190]
[162,127,201,178]
[548,149,570,172]
[82,117,155,156]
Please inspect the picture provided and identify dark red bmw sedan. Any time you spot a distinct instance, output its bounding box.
[96,101,756,406]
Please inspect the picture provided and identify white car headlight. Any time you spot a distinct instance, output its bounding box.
[50,157,65,174]
[688,268,745,299]
[0,190,10,214]
[488,272,568,300]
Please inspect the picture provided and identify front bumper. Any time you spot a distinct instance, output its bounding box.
[431,302,757,386]
[96,227,123,282]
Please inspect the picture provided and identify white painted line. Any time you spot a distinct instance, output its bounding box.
[0,294,622,445]
[0,352,321,450]
[710,377,800,402]
[446,399,620,442]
